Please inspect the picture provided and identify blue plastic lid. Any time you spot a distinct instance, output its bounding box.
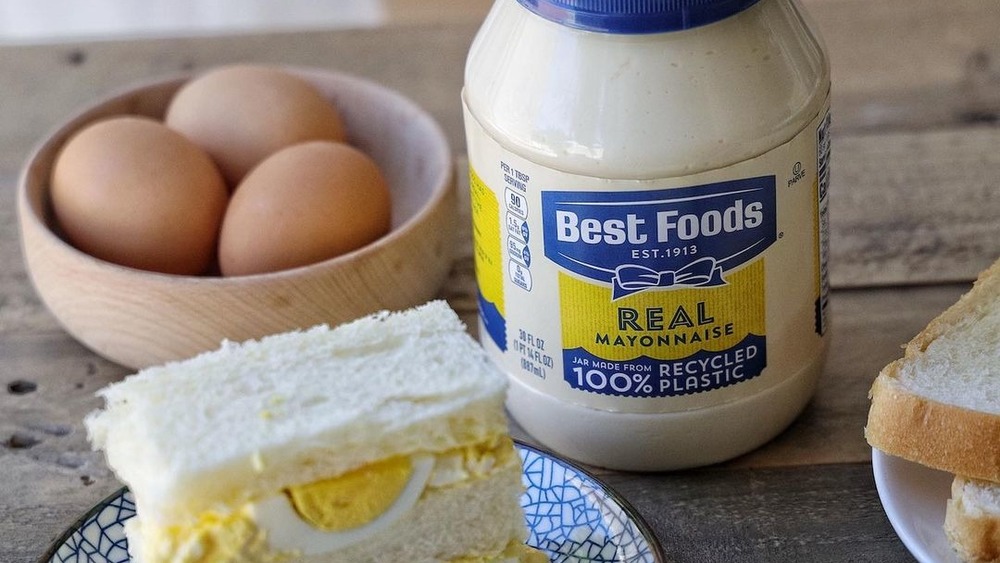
[516,0,763,33]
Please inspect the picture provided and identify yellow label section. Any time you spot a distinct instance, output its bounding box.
[560,261,765,361]
[470,167,504,316]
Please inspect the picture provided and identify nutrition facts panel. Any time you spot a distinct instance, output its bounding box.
[502,160,532,291]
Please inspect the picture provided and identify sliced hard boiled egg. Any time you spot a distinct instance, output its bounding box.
[250,455,434,555]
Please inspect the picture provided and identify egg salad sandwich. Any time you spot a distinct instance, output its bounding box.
[866,257,1000,562]
[85,301,547,563]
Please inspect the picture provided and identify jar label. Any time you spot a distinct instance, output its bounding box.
[465,102,831,413]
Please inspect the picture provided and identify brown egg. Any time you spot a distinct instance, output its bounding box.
[50,116,228,275]
[165,65,347,187]
[219,141,391,276]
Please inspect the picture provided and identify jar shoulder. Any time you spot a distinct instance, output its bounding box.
[464,0,830,178]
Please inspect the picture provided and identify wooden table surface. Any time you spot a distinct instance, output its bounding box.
[2,1,999,562]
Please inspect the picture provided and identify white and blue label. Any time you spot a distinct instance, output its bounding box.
[466,98,831,413]
[542,177,777,299]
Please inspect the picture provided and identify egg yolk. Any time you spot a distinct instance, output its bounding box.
[284,456,413,531]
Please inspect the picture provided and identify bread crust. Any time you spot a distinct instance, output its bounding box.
[945,477,1000,563]
[865,257,1000,482]
[866,372,1000,482]
[904,258,1000,355]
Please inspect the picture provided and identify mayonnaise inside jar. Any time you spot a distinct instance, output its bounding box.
[463,0,831,470]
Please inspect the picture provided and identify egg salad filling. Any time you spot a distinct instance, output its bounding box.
[141,436,519,562]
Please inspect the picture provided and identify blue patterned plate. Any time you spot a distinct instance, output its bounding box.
[40,442,664,562]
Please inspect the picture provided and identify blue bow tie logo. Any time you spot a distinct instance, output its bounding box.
[612,257,726,299]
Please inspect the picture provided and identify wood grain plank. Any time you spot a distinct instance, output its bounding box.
[802,0,1000,132]
[0,328,128,563]
[831,126,1000,287]
[2,3,1000,169]
[605,462,913,562]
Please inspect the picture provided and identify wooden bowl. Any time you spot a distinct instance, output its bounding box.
[18,68,456,370]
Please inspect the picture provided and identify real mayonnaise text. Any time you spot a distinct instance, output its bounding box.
[462,0,832,470]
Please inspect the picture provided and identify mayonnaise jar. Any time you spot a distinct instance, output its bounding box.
[462,0,831,470]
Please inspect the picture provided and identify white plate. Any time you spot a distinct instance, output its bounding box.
[872,448,960,563]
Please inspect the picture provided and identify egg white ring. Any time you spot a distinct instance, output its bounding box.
[250,455,435,555]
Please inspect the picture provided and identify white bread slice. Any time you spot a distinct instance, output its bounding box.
[946,476,1000,563]
[84,301,536,563]
[865,258,1000,482]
